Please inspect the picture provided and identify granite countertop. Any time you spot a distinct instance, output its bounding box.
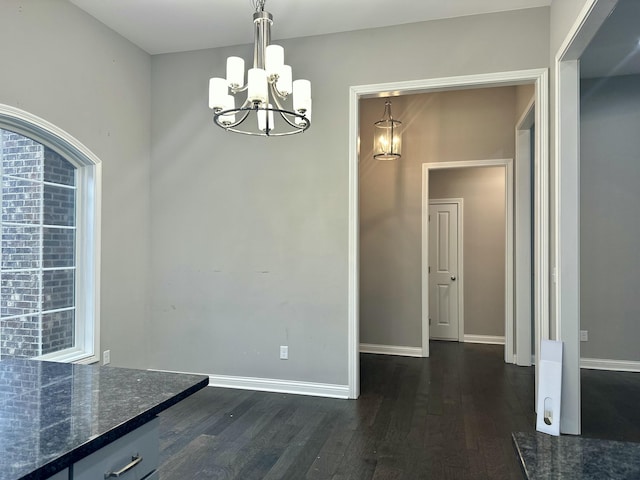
[0,358,208,480]
[513,432,640,479]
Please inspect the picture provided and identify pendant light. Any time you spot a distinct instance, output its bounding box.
[374,98,402,160]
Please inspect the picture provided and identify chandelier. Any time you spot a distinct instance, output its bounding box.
[208,0,312,136]
[374,98,402,160]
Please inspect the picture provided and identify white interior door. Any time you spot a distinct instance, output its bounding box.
[429,202,460,341]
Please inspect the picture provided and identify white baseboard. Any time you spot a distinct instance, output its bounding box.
[463,335,505,345]
[149,368,349,399]
[207,374,349,398]
[580,358,640,373]
[359,343,423,357]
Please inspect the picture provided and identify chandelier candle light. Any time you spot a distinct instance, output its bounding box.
[374,98,402,160]
[208,0,312,136]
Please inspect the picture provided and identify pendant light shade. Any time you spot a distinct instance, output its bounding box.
[374,99,402,160]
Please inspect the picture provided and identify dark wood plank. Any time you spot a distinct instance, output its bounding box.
[157,342,640,479]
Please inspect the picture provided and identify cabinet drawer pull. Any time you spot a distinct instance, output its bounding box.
[104,454,143,478]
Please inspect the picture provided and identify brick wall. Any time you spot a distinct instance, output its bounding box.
[0,129,76,358]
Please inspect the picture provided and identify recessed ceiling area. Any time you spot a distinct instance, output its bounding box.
[580,0,640,78]
[68,0,551,55]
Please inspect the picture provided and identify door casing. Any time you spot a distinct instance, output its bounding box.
[348,68,549,399]
[515,99,534,368]
[423,160,514,360]
[554,0,618,435]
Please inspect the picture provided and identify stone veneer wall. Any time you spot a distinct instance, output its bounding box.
[0,129,76,358]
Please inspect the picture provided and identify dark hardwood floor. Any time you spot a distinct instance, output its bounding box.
[158,342,535,479]
[157,342,640,479]
[581,368,640,443]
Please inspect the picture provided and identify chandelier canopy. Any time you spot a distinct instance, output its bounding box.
[208,0,312,137]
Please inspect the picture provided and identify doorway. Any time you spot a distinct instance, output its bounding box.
[555,0,638,435]
[423,160,515,361]
[348,69,549,400]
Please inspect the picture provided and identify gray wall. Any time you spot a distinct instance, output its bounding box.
[149,8,549,384]
[0,0,152,368]
[0,1,551,387]
[359,88,513,348]
[580,74,640,361]
[430,167,506,338]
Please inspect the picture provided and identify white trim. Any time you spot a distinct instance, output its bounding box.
[352,70,548,99]
[150,368,349,399]
[428,198,464,343]
[515,100,534,367]
[505,158,515,364]
[554,58,581,434]
[423,160,514,363]
[150,368,349,398]
[2,222,77,230]
[348,81,360,400]
[2,174,77,190]
[553,0,617,436]
[0,105,102,166]
[580,358,640,373]
[421,164,430,357]
[208,375,349,399]
[517,97,536,130]
[464,335,505,345]
[534,70,549,366]
[0,103,102,365]
[555,0,618,63]
[359,343,423,357]
[349,68,549,400]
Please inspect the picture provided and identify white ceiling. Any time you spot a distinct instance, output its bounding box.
[68,0,551,55]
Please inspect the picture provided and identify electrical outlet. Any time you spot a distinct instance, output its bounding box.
[280,345,288,360]
[103,350,111,365]
[580,330,588,342]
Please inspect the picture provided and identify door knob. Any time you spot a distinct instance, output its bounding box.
[451,275,456,281]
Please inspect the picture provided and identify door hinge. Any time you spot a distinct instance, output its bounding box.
[428,266,431,273]
[429,318,432,325]
[428,214,431,222]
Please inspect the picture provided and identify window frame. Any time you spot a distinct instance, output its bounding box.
[0,104,101,364]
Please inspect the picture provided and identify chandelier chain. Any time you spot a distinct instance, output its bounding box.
[251,0,267,12]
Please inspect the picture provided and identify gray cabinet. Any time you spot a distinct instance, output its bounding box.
[72,418,159,480]
[47,469,69,480]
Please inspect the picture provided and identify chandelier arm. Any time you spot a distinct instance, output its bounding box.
[230,84,249,94]
[223,126,300,137]
[215,109,252,129]
[277,110,305,130]
[240,97,254,109]
[269,88,305,129]
[214,106,310,135]
[269,85,287,110]
[270,81,289,100]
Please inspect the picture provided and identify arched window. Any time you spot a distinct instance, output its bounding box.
[0,105,100,363]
